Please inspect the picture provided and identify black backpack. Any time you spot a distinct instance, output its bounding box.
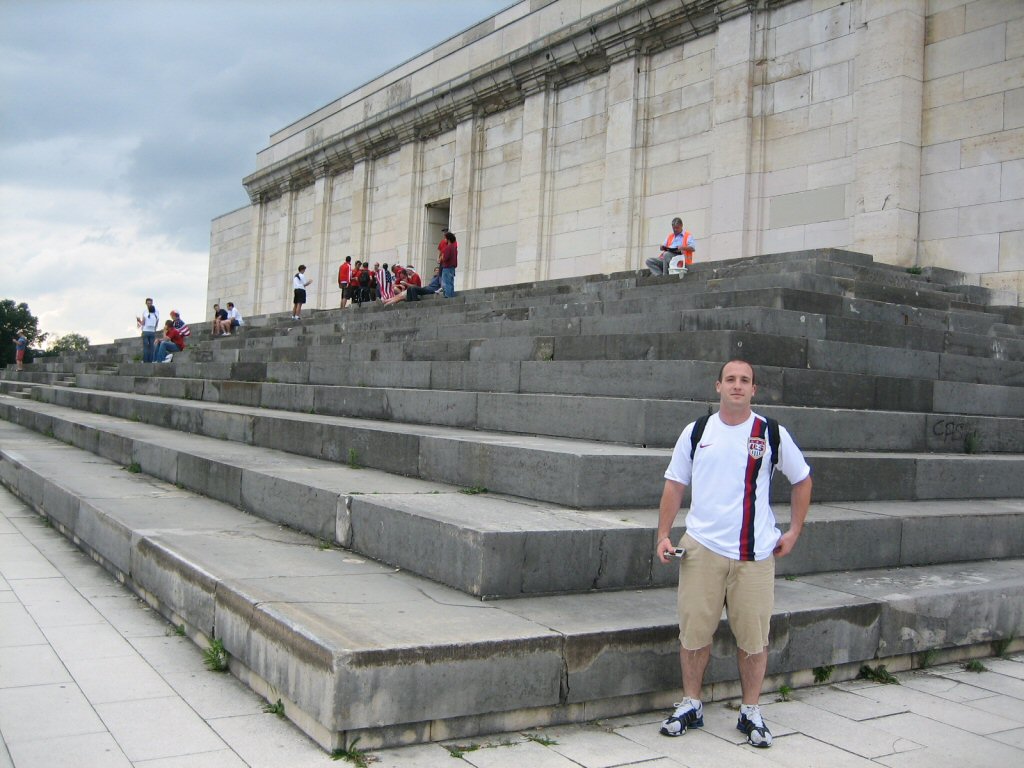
[358,269,370,288]
[689,414,780,473]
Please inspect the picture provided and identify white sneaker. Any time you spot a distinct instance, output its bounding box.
[737,705,772,748]
[660,698,703,737]
[164,353,173,363]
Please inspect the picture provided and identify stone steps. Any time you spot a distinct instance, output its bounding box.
[1,391,1023,601]
[2,248,1022,752]
[1,418,1021,751]
[44,252,1021,371]
[5,374,1024,453]
[58,355,1024,418]
[168,327,1024,389]
[3,389,1023,512]
[198,302,1024,366]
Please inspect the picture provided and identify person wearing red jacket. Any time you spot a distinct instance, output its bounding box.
[439,231,457,297]
[155,320,185,363]
[338,256,352,308]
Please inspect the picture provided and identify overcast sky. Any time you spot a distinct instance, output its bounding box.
[0,0,509,346]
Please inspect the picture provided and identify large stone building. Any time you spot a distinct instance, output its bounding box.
[207,0,1024,312]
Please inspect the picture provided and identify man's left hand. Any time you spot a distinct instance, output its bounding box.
[773,530,799,557]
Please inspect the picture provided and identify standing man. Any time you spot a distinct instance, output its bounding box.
[440,231,457,297]
[136,298,159,363]
[646,217,695,276]
[13,330,27,372]
[292,265,312,320]
[655,360,812,748]
[338,256,352,308]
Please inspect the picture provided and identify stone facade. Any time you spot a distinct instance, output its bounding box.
[208,0,1024,312]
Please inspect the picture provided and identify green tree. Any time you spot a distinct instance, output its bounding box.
[48,333,91,355]
[0,300,46,369]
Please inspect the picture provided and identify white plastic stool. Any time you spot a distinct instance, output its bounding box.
[667,255,689,275]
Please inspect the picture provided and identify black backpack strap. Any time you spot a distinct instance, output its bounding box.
[689,415,711,460]
[765,417,780,470]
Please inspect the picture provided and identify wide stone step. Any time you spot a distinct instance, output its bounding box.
[225,272,1012,343]
[188,328,1024,387]
[1,419,1021,751]
[194,254,1014,341]
[196,301,1024,366]
[344,493,1024,598]
[9,352,1024,420]
[7,375,1024,454]
[2,390,1023,515]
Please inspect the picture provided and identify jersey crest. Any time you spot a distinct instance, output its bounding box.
[747,437,767,459]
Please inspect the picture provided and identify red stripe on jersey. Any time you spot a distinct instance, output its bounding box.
[739,418,767,561]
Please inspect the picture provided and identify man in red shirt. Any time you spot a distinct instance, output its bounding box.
[440,231,458,297]
[155,320,186,363]
[338,256,352,308]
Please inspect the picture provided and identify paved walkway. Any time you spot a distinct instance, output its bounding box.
[2,484,1023,768]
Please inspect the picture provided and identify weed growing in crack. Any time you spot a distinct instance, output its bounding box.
[858,664,899,684]
[331,737,371,766]
[262,698,286,718]
[203,638,229,672]
[813,665,834,684]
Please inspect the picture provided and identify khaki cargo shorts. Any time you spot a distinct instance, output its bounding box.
[676,533,775,655]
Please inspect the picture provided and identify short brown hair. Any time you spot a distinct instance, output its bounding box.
[717,359,756,385]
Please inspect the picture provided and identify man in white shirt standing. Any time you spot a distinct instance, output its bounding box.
[292,265,313,320]
[655,360,812,748]
[136,297,160,363]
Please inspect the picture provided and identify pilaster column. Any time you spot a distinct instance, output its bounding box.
[249,199,266,314]
[311,166,333,308]
[852,0,925,266]
[601,52,645,273]
[710,11,758,260]
[395,140,421,272]
[450,114,482,288]
[515,82,555,282]
[281,183,299,312]
[349,159,372,263]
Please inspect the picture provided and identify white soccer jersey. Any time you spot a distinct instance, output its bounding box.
[664,412,811,561]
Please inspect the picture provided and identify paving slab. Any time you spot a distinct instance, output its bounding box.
[5,732,132,768]
[869,712,1024,768]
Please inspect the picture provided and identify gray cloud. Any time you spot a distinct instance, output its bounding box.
[0,0,509,341]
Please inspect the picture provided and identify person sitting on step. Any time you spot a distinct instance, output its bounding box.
[646,217,696,276]
[155,319,186,363]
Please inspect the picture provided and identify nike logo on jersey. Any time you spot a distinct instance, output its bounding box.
[699,443,712,448]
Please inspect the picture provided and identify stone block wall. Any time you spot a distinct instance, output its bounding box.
[920,0,1024,297]
[210,0,1023,315]
[207,206,253,311]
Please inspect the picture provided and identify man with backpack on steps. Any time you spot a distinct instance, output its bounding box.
[655,360,813,749]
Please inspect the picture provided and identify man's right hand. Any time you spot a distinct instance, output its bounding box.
[656,536,675,564]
